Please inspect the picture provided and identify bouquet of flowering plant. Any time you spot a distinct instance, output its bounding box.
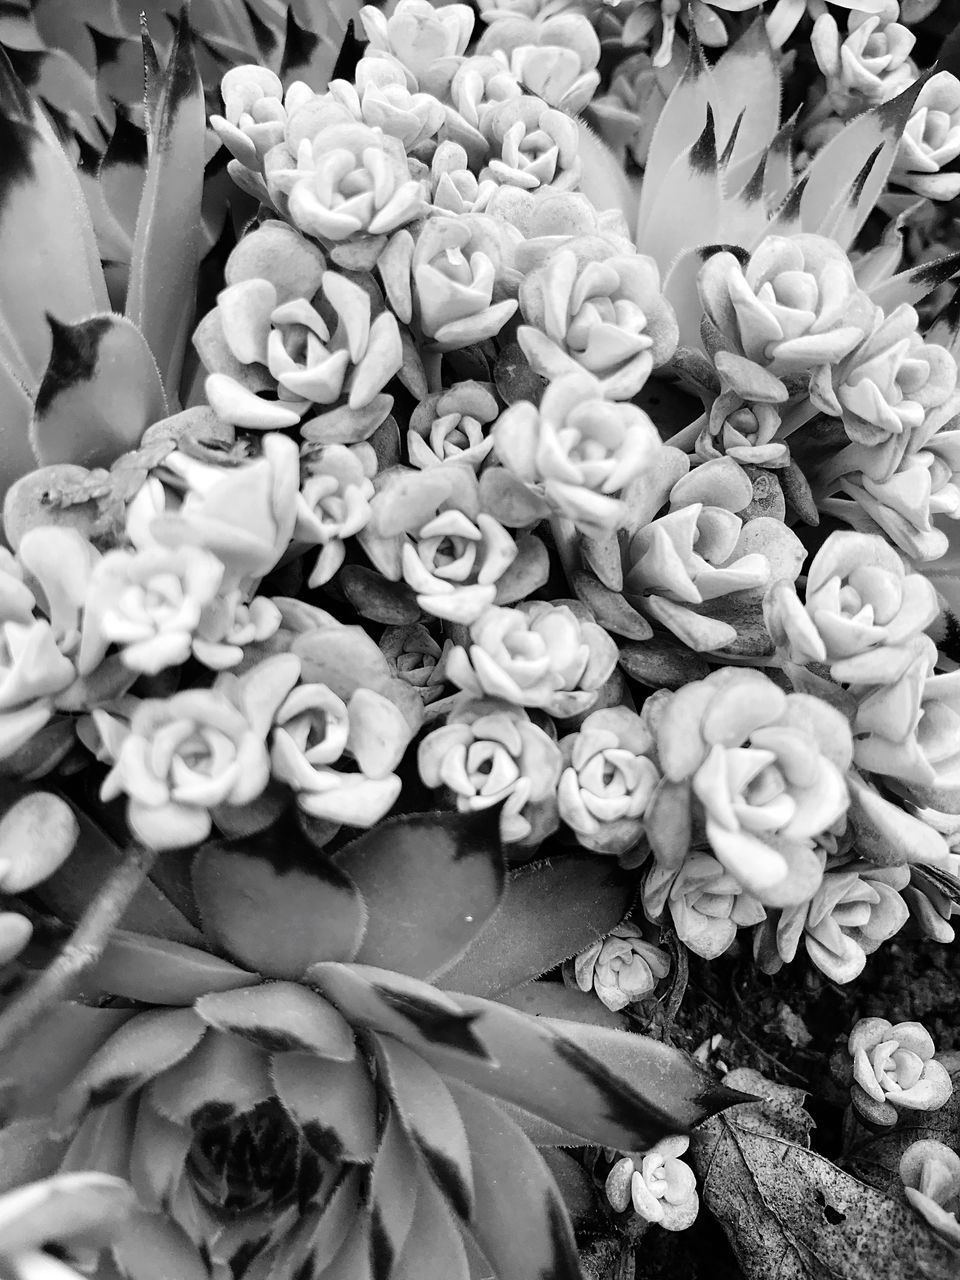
[1,0,960,1276]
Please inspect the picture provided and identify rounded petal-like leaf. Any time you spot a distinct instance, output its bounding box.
[195,983,356,1059]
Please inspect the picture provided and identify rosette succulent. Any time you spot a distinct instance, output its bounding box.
[492,371,665,537]
[642,853,767,960]
[417,695,562,848]
[847,1017,953,1127]
[444,600,618,717]
[892,71,960,200]
[569,924,670,1012]
[407,382,499,471]
[764,530,940,685]
[516,243,678,399]
[605,1136,699,1231]
[557,706,660,855]
[647,668,854,905]
[0,811,737,1280]
[901,1140,960,1248]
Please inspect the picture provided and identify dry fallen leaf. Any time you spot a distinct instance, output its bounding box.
[692,1069,959,1280]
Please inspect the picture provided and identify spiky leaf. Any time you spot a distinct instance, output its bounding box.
[192,827,367,978]
[125,8,205,399]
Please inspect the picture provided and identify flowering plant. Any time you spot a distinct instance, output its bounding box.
[1,0,960,1276]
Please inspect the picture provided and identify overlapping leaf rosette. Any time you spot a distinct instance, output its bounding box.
[0,810,739,1280]
[2,0,960,1274]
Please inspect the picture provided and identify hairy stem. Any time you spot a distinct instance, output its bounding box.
[0,841,158,1055]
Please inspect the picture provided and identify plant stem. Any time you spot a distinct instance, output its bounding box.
[0,841,158,1055]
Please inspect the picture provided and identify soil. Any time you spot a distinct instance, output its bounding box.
[575,933,960,1278]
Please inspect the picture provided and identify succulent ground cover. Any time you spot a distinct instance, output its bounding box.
[0,0,959,1277]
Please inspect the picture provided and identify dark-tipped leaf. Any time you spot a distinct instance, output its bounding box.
[272,1051,378,1164]
[333,809,506,981]
[368,1110,418,1280]
[192,830,367,979]
[391,1154,471,1280]
[376,1033,474,1220]
[146,1029,271,1127]
[29,313,168,469]
[447,1081,581,1280]
[125,7,205,398]
[438,855,634,997]
[195,983,357,1059]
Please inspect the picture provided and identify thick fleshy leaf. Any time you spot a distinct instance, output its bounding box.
[146,1028,271,1125]
[333,808,506,981]
[868,252,960,315]
[89,931,261,1005]
[0,1005,133,1120]
[192,828,367,979]
[708,18,780,180]
[376,1033,474,1219]
[0,1119,70,1194]
[647,109,724,278]
[125,8,205,398]
[447,1080,581,1280]
[0,1172,136,1255]
[796,76,932,250]
[391,1154,471,1280]
[271,1051,378,1164]
[423,990,745,1151]
[496,981,630,1030]
[30,313,167,469]
[438,855,634,997]
[113,1209,210,1280]
[128,1105,193,1213]
[368,1109,418,1279]
[0,46,108,390]
[0,355,35,497]
[306,963,491,1062]
[195,983,357,1059]
[63,1009,205,1117]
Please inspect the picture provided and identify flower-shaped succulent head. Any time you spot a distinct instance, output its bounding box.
[480,95,581,191]
[642,853,767,961]
[411,215,519,350]
[812,9,916,111]
[649,668,853,906]
[900,1140,960,1248]
[493,371,666,536]
[517,243,678,398]
[849,1017,954,1126]
[211,65,288,168]
[444,600,619,718]
[699,235,874,379]
[892,71,960,200]
[359,0,474,83]
[408,381,500,470]
[569,924,670,1011]
[605,1135,699,1231]
[298,442,378,587]
[764,529,940,685]
[558,705,660,856]
[417,695,562,848]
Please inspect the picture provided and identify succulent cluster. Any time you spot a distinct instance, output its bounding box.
[0,0,959,1274]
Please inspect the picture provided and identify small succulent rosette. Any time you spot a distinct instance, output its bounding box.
[847,1017,954,1127]
[565,923,670,1012]
[605,1135,699,1231]
[901,1140,960,1249]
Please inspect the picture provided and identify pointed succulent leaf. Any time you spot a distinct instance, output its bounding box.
[126,7,205,398]
[636,41,711,244]
[648,109,724,280]
[439,855,634,997]
[0,1005,133,1121]
[0,1119,70,1195]
[868,252,960,314]
[271,1051,378,1164]
[376,1033,474,1220]
[0,355,36,497]
[29,313,167,469]
[390,1154,471,1280]
[368,1110,419,1278]
[447,1080,581,1280]
[423,992,744,1152]
[195,983,357,1059]
[797,76,932,249]
[192,829,367,979]
[333,809,506,982]
[146,1028,271,1125]
[89,930,261,1005]
[497,981,630,1030]
[572,572,653,640]
[306,963,491,1062]
[63,1009,205,1116]
[127,1105,192,1213]
[0,47,108,390]
[277,1171,363,1280]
